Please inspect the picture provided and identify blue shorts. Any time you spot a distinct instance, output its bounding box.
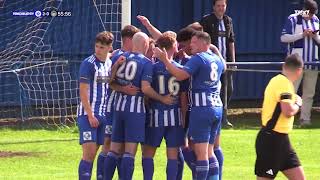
[184,108,191,133]
[217,120,222,136]
[77,115,107,145]
[144,126,185,148]
[105,111,114,138]
[111,111,146,143]
[188,106,222,144]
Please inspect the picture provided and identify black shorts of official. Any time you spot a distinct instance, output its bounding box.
[255,128,301,178]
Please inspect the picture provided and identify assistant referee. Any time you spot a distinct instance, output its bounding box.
[255,54,306,180]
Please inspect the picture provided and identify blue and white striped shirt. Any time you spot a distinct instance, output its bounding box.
[218,20,227,59]
[114,93,146,113]
[105,49,125,115]
[148,60,186,127]
[113,52,153,113]
[183,51,225,107]
[77,55,112,117]
[148,108,182,127]
[282,14,319,70]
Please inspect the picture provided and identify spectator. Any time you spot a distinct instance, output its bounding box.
[280,0,319,125]
[200,0,236,128]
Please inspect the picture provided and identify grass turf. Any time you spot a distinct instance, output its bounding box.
[0,113,319,180]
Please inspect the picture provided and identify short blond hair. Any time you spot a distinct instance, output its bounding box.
[163,31,177,39]
[156,34,176,50]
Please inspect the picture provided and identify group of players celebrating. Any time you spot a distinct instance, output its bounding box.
[77,15,227,180]
[75,0,315,178]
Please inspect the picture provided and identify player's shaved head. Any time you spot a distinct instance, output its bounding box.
[132,32,149,54]
[132,32,149,45]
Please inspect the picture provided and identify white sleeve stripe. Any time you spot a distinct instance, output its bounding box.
[121,95,127,111]
[90,66,98,114]
[116,93,122,111]
[201,92,207,106]
[137,97,142,113]
[195,93,200,106]
[170,109,175,126]
[130,96,135,112]
[149,109,153,127]
[106,90,115,112]
[178,108,182,126]
[155,109,159,127]
[164,110,168,126]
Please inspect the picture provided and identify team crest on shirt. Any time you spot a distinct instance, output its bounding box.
[105,125,112,134]
[83,131,92,141]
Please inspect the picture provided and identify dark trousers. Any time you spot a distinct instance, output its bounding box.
[220,71,234,122]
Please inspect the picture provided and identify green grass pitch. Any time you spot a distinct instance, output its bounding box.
[0,114,319,179]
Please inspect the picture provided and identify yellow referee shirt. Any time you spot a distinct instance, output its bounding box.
[261,74,296,134]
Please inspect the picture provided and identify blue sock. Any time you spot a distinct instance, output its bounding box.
[207,157,219,180]
[97,152,107,179]
[182,148,196,179]
[117,155,122,180]
[196,160,209,180]
[176,149,184,180]
[167,159,178,180]
[78,159,93,180]
[214,147,224,180]
[142,157,154,180]
[104,151,119,180]
[121,152,135,180]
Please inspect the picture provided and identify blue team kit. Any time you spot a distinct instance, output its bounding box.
[77,50,225,145]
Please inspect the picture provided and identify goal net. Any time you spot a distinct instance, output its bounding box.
[0,0,129,127]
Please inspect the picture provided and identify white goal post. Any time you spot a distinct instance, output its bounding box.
[122,0,131,28]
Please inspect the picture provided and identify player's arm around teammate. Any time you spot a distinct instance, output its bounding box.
[142,34,187,180]
[109,57,140,96]
[155,31,224,180]
[97,25,141,180]
[110,53,175,105]
[104,32,175,180]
